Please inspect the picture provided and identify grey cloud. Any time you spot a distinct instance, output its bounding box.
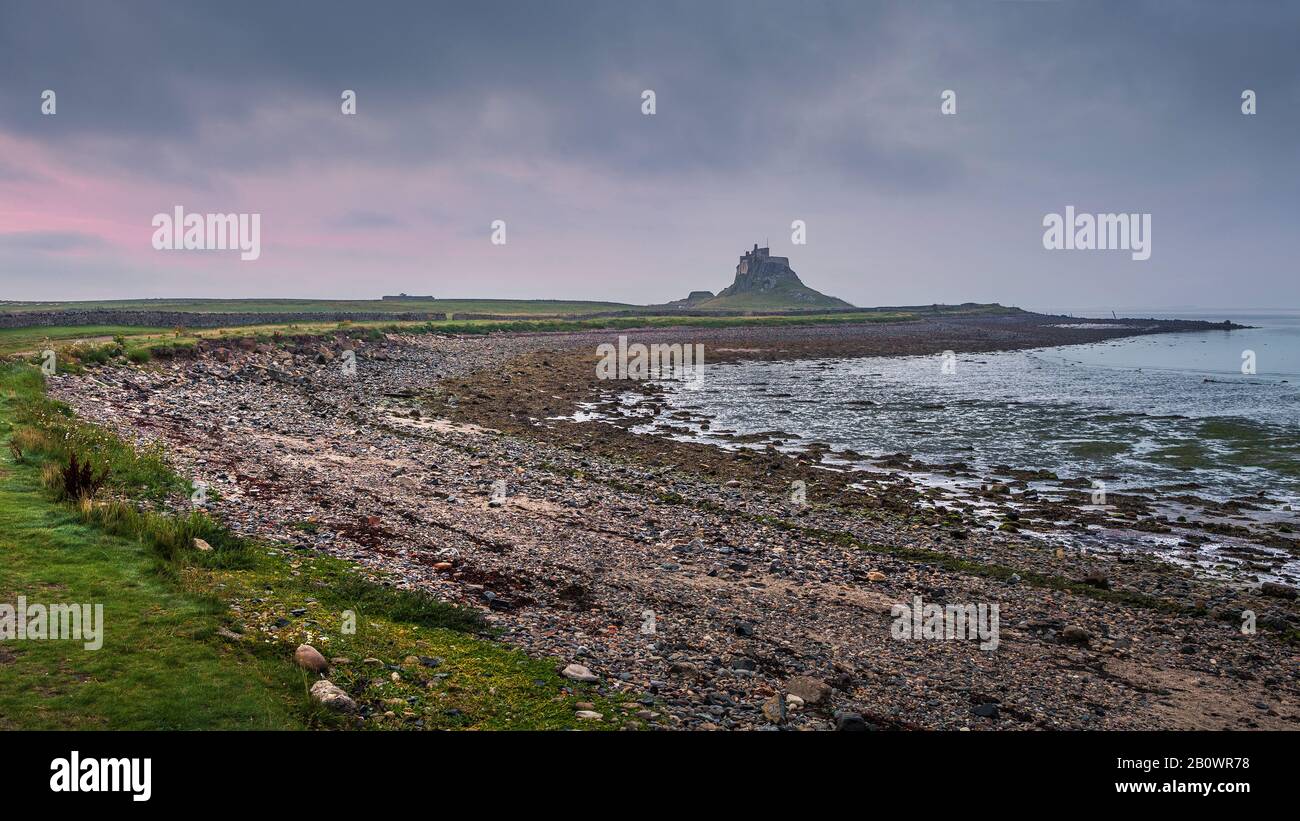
[5,1,1296,188]
[330,210,406,230]
[0,1,1297,306]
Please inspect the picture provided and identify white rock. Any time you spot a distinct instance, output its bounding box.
[561,663,599,683]
[309,680,356,713]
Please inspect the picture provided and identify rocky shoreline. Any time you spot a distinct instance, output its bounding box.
[45,313,1299,730]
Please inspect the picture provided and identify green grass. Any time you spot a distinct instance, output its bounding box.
[186,549,640,730]
[693,289,852,310]
[0,362,646,730]
[0,298,636,315]
[0,301,1015,362]
[0,450,305,729]
[3,311,925,369]
[0,325,169,357]
[1,298,1028,318]
[7,375,184,503]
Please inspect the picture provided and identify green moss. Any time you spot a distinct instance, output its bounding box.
[1067,440,1130,458]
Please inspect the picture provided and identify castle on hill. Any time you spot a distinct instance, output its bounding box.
[732,244,791,284]
[661,243,856,309]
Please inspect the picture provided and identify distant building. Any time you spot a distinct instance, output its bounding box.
[735,243,789,277]
[709,243,852,307]
[381,293,436,300]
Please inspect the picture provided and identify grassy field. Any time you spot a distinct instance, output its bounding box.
[1,310,928,365]
[0,298,637,315]
[0,300,1024,361]
[0,325,170,357]
[0,362,641,730]
[0,460,305,729]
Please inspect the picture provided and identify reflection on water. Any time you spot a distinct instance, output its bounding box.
[654,322,1300,508]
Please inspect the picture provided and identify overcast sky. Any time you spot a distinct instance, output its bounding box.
[1,0,1297,311]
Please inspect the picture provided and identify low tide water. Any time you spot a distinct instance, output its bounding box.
[649,311,1300,509]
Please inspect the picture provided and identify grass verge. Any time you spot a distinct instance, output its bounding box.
[0,362,640,730]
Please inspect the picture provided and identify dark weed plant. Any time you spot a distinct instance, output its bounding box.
[58,451,108,500]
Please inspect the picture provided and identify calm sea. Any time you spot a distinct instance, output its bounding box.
[649,310,1300,507]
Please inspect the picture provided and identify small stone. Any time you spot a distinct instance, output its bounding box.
[1061,625,1092,646]
[973,702,999,719]
[1081,570,1110,589]
[561,663,599,683]
[193,538,212,552]
[1260,582,1297,600]
[834,710,869,731]
[785,694,805,709]
[762,694,787,724]
[867,570,886,582]
[668,661,700,677]
[309,680,356,713]
[294,644,329,673]
[574,710,603,721]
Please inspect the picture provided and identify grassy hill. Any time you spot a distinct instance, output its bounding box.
[692,287,853,311]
